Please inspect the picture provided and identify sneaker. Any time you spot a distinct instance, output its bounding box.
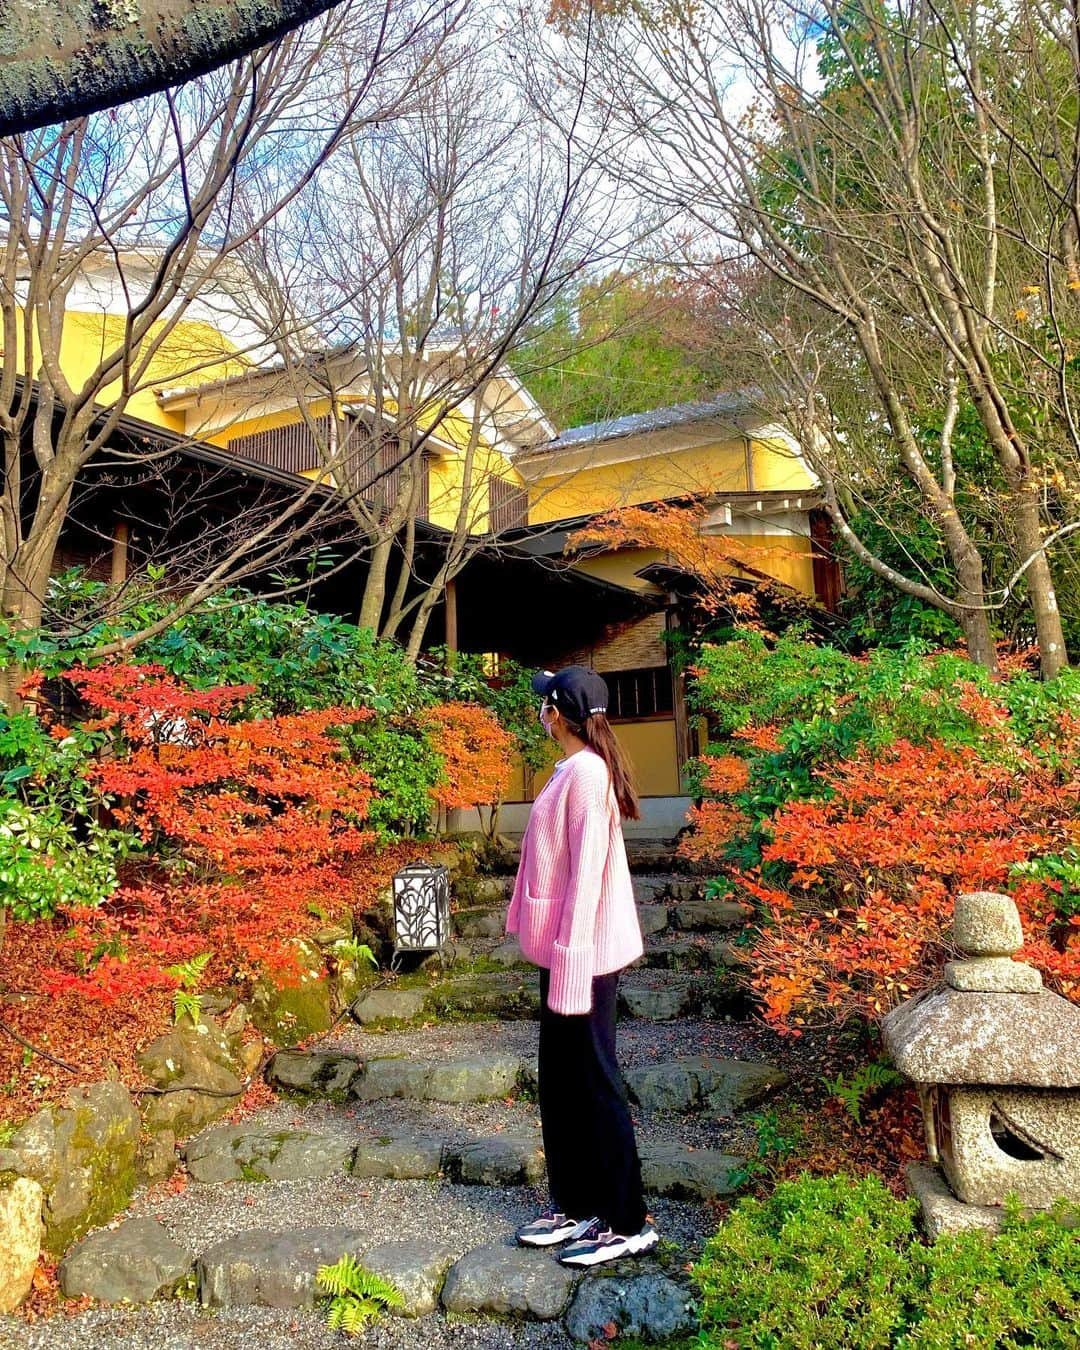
[558,1218,660,1267]
[516,1208,598,1248]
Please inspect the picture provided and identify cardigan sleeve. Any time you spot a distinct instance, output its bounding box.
[505,829,527,935]
[548,763,611,1014]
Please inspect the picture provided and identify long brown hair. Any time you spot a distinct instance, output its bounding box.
[570,712,641,821]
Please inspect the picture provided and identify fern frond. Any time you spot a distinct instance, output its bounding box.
[165,951,212,990]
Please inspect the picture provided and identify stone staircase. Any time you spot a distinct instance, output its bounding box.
[8,843,788,1350]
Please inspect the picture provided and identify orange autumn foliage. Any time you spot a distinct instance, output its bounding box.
[680,711,1080,1032]
[425,700,515,811]
[567,500,786,625]
[40,663,379,1003]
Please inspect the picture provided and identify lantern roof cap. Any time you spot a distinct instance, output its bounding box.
[882,984,1080,1086]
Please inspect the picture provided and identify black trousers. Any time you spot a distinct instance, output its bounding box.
[537,968,647,1235]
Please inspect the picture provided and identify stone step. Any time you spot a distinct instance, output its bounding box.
[619,972,753,1021]
[453,906,507,939]
[637,937,744,972]
[266,1049,527,1103]
[669,900,752,932]
[180,1120,748,1208]
[625,1055,788,1118]
[56,1213,697,1339]
[452,875,515,907]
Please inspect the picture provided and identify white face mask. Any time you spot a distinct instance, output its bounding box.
[539,702,557,740]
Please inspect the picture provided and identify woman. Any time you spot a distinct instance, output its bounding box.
[505,664,657,1268]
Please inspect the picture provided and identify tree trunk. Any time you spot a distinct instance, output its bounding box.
[1011,492,1069,679]
[357,534,393,633]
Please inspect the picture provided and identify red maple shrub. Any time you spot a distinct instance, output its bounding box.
[681,666,1080,1032]
[40,663,378,1003]
[425,700,514,827]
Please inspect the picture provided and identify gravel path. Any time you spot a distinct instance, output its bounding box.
[3,1301,581,1350]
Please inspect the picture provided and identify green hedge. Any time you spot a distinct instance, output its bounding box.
[694,1173,1080,1349]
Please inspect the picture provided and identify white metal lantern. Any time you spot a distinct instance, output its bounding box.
[391,861,451,969]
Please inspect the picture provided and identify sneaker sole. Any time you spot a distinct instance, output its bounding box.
[518,1217,597,1248]
[559,1229,659,1267]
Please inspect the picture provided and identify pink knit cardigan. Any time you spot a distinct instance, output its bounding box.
[505,747,643,1014]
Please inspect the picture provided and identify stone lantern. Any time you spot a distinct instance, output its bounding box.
[883,891,1080,1232]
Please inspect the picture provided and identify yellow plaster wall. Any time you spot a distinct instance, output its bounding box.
[570,548,669,592]
[504,717,680,803]
[527,439,748,523]
[725,531,816,594]
[752,437,813,490]
[527,436,816,524]
[18,311,244,434]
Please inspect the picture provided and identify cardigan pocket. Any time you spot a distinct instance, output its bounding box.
[519,886,562,964]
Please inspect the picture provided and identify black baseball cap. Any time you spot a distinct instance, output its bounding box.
[531,665,609,724]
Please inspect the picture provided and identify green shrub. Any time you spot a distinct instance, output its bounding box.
[337,716,442,838]
[695,1173,917,1349]
[694,1174,1080,1350]
[0,800,130,919]
[899,1207,1080,1349]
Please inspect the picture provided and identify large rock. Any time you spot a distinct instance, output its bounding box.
[350,989,426,1025]
[251,940,333,1046]
[0,1082,140,1255]
[565,1273,697,1343]
[350,1134,445,1180]
[638,939,737,972]
[58,1218,192,1302]
[670,901,749,932]
[197,1226,367,1308]
[618,982,694,1022]
[446,1135,545,1186]
[636,905,670,937]
[440,1243,575,1319]
[265,1051,361,1099]
[426,972,541,1020]
[138,1019,246,1138]
[640,1142,745,1201]
[632,877,669,903]
[625,1057,787,1117]
[184,1126,353,1184]
[352,1053,523,1103]
[360,1239,456,1317]
[0,1178,42,1312]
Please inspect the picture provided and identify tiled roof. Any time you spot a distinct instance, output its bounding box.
[542,391,757,452]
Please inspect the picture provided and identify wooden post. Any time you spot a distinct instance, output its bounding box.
[109,522,129,616]
[444,577,458,669]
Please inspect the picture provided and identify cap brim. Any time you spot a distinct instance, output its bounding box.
[530,670,557,697]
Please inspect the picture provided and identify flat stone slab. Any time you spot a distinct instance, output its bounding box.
[265,1051,361,1098]
[425,972,541,1020]
[906,1163,1007,1238]
[636,904,670,937]
[350,1134,445,1180]
[632,877,669,903]
[447,1134,545,1186]
[360,1239,457,1317]
[619,981,695,1022]
[670,901,749,932]
[640,1141,745,1201]
[351,989,427,1025]
[441,1243,575,1320]
[352,1053,523,1103]
[197,1226,366,1309]
[566,1272,697,1343]
[184,1126,353,1184]
[625,1057,787,1117]
[489,937,527,967]
[59,1218,192,1303]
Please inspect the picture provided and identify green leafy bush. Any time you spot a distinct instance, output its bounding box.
[337,717,442,838]
[0,800,129,919]
[694,1174,1080,1350]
